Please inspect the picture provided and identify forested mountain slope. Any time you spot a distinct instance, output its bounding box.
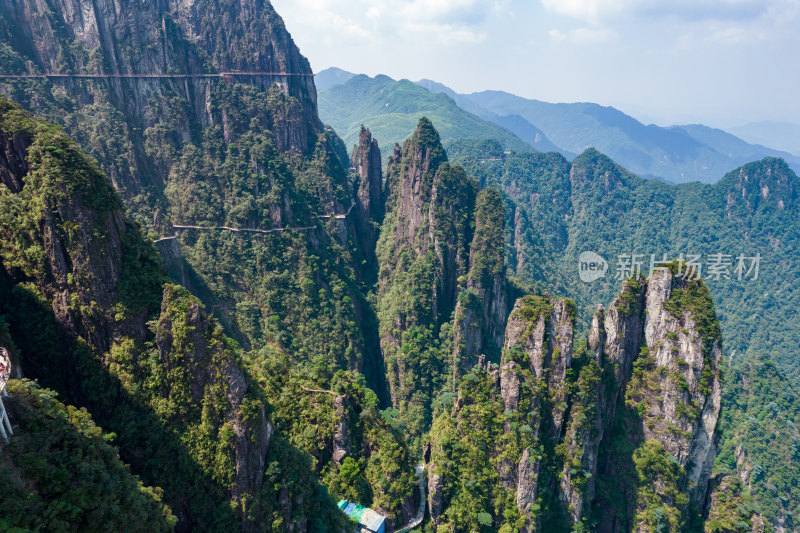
[319,71,800,184]
[0,379,175,531]
[0,1,795,531]
[0,0,393,395]
[462,90,800,183]
[0,0,420,528]
[0,98,354,531]
[449,140,800,531]
[451,142,800,377]
[317,74,537,160]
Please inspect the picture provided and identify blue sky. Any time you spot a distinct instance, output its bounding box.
[270,0,800,128]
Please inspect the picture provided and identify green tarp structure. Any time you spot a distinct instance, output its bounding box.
[337,499,386,533]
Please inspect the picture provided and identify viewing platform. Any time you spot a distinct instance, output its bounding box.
[0,347,13,443]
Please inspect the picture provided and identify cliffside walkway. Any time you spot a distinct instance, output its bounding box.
[155,197,356,242]
[0,72,314,80]
[396,463,426,533]
[0,347,14,443]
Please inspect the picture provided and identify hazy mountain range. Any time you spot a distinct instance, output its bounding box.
[317,67,800,184]
[730,120,800,156]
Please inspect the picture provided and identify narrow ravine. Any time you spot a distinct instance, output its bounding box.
[396,463,426,533]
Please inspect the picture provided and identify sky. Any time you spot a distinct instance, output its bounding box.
[269,0,800,128]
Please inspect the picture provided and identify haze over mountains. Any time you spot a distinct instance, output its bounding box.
[730,121,800,157]
[317,67,800,184]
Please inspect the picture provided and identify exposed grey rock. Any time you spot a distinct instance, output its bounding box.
[516,447,539,533]
[640,268,722,503]
[332,394,351,465]
[547,298,575,436]
[500,361,521,413]
[427,466,444,523]
[1,0,321,193]
[588,304,606,362]
[502,299,549,380]
[428,269,725,531]
[451,294,484,386]
[353,126,383,255]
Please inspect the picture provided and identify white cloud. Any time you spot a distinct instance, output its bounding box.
[396,0,504,24]
[549,27,620,44]
[540,0,778,23]
[674,0,797,48]
[331,15,371,39]
[273,0,504,46]
[407,23,488,43]
[707,25,766,43]
[541,0,634,23]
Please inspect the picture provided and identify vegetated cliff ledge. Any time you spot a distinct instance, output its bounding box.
[0,97,354,532]
[427,266,768,532]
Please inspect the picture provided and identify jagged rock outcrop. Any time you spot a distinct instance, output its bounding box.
[592,269,722,530]
[427,266,724,532]
[428,294,576,532]
[558,281,648,525]
[588,304,606,361]
[332,393,351,465]
[501,295,575,437]
[1,0,320,182]
[352,126,384,253]
[451,187,510,384]
[502,296,575,531]
[427,464,445,523]
[638,267,722,499]
[379,118,475,321]
[376,118,477,438]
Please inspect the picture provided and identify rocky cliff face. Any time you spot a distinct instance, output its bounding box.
[352,125,384,255]
[1,0,319,171]
[376,118,478,440]
[380,119,473,322]
[427,266,724,532]
[0,0,374,382]
[376,119,520,449]
[451,187,509,384]
[0,99,140,363]
[639,268,722,501]
[0,98,349,532]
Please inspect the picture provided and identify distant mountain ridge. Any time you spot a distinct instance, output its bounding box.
[415,77,569,156]
[316,68,800,184]
[315,71,563,158]
[730,120,800,156]
[315,66,356,91]
[455,88,800,183]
